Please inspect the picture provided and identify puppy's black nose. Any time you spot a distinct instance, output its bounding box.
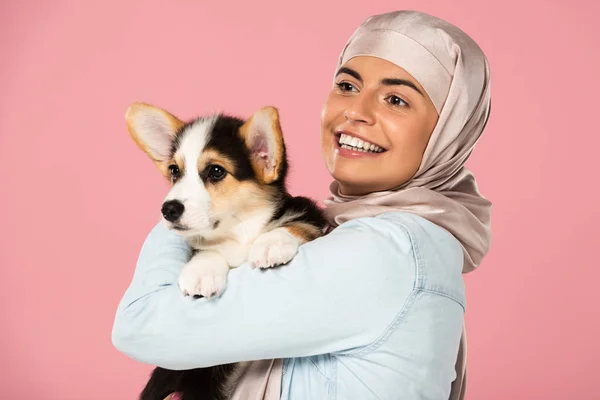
[161,200,184,222]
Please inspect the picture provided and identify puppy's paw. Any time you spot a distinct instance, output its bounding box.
[249,228,300,269]
[178,257,229,298]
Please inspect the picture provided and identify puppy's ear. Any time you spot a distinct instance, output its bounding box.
[125,102,184,175]
[239,106,285,184]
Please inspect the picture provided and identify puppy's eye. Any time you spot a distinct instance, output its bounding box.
[168,164,180,181]
[207,165,226,182]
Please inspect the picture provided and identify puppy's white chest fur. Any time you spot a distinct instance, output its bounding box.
[191,208,275,267]
[178,210,302,298]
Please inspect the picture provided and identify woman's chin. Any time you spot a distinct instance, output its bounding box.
[330,174,376,196]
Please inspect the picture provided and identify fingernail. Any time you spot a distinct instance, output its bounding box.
[171,393,182,400]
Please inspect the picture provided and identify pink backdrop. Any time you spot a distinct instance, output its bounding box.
[1,0,598,398]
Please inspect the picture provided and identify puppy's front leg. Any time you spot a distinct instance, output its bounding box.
[178,251,230,298]
[248,227,304,269]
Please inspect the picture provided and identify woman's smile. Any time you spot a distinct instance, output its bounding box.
[333,130,387,158]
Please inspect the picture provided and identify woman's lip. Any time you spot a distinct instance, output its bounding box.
[334,130,386,151]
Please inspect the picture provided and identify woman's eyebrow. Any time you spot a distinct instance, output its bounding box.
[336,67,424,97]
[336,67,362,82]
[381,78,424,97]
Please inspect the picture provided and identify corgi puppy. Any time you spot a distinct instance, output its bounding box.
[125,103,326,400]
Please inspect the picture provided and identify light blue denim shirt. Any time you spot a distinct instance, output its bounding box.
[112,211,466,400]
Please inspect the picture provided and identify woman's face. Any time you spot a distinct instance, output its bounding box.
[320,56,439,195]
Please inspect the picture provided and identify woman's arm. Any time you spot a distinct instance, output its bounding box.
[111,213,451,370]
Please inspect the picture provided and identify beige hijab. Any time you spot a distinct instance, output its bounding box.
[229,10,492,400]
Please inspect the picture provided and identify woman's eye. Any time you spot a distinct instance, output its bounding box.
[335,82,356,92]
[168,164,180,181]
[206,165,226,182]
[386,95,408,107]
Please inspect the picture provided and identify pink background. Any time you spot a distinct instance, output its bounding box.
[1,0,598,398]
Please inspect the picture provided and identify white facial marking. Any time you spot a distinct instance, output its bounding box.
[163,117,218,234]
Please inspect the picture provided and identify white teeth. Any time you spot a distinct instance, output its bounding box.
[338,133,384,153]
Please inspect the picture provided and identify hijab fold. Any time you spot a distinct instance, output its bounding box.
[231,10,492,400]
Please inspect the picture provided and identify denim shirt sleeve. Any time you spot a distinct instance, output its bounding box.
[111,214,424,370]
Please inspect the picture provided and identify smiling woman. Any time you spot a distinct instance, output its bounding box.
[321,56,439,195]
[112,10,492,400]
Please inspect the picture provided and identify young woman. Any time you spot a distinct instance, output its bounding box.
[112,10,492,400]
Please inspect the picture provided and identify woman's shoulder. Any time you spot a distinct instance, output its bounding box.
[321,211,465,308]
[326,211,463,261]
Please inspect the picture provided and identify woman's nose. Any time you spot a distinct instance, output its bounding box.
[344,93,375,125]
